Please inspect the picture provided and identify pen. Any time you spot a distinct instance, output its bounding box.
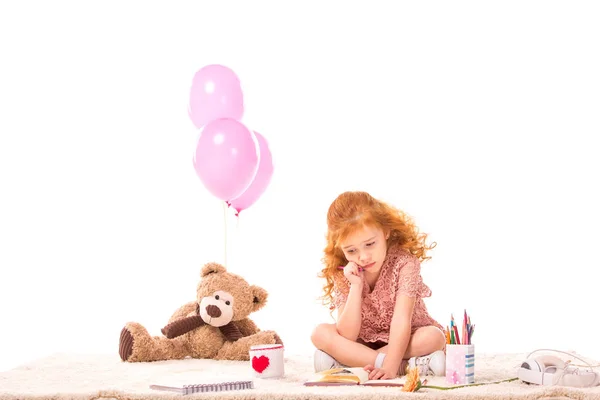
[337,266,365,272]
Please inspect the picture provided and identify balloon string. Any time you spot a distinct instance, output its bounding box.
[222,201,228,267]
[233,211,239,269]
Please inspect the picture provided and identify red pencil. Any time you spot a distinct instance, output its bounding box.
[453,325,461,344]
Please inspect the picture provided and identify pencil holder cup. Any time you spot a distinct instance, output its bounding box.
[445,344,475,385]
[249,344,284,379]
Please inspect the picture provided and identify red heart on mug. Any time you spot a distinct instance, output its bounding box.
[252,355,270,373]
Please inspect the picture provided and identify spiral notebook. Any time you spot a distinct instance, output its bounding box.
[150,380,254,395]
[150,371,254,395]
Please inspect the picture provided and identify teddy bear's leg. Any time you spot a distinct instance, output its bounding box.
[119,322,190,362]
[214,330,283,361]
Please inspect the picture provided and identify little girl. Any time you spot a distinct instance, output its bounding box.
[311,191,446,380]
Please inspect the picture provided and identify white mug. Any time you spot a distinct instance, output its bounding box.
[249,344,284,379]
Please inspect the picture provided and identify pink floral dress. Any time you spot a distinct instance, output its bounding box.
[332,244,443,344]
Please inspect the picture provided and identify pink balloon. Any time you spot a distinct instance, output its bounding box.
[193,118,259,201]
[188,64,244,129]
[228,131,274,214]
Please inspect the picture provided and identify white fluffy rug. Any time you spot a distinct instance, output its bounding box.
[1,351,599,400]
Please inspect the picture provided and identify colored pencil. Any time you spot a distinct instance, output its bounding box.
[463,310,468,345]
[453,324,461,344]
[449,310,474,345]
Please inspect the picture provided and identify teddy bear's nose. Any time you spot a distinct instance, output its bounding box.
[205,304,222,318]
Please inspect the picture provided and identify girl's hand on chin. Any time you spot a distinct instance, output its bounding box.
[343,262,364,286]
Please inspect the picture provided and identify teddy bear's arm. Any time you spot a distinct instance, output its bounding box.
[167,301,198,323]
[161,315,205,339]
[218,322,243,341]
[232,318,261,336]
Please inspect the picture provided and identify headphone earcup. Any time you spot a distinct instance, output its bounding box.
[518,359,544,385]
[521,358,543,372]
[535,355,566,373]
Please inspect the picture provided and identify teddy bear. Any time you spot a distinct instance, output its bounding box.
[118,262,283,362]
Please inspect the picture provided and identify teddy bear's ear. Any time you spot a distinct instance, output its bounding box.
[201,262,227,277]
[250,285,268,312]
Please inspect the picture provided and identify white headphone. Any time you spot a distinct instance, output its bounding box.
[517,349,600,388]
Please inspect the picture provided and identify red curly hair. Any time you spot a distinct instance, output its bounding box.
[318,191,436,309]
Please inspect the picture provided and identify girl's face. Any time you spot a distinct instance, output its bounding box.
[340,225,389,273]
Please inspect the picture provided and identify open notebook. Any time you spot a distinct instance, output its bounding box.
[304,367,411,387]
[150,371,254,395]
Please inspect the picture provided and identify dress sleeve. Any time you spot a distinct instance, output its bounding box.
[331,274,350,309]
[395,255,432,298]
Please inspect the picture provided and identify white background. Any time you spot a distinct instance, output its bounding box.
[1,1,599,373]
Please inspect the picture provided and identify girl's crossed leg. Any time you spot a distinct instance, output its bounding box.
[311,323,446,375]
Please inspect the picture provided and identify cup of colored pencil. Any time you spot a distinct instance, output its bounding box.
[445,310,476,385]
